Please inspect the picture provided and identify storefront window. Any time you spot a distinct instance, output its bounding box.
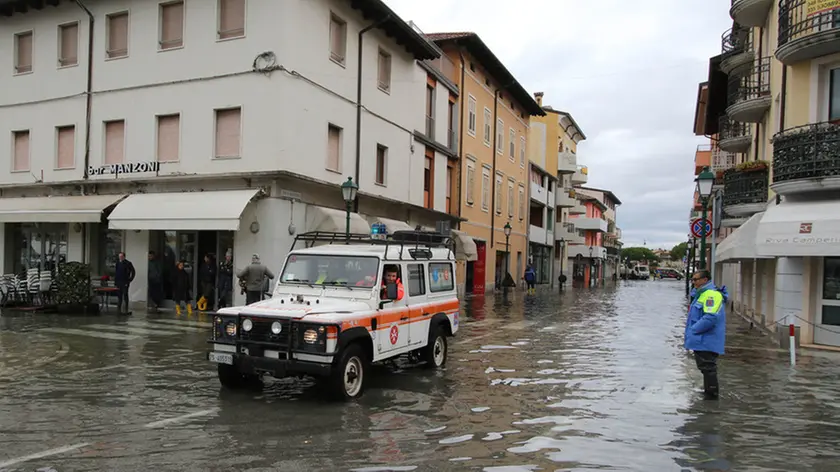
[12,223,68,274]
[822,257,840,326]
[100,229,123,277]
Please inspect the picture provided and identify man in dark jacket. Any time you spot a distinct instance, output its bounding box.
[114,252,135,315]
[147,251,163,313]
[217,253,233,309]
[199,254,217,311]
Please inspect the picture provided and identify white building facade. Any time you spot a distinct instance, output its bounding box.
[0,0,459,308]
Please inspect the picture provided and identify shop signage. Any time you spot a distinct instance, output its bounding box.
[88,161,161,176]
[763,236,840,245]
[807,0,840,17]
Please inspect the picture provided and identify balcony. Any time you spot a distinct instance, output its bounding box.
[771,121,840,195]
[572,165,588,185]
[530,181,548,205]
[558,150,577,174]
[718,116,752,152]
[567,245,608,260]
[720,25,755,74]
[529,224,547,245]
[726,56,771,123]
[556,222,580,242]
[569,199,586,215]
[722,165,769,217]
[573,217,609,233]
[695,144,712,175]
[777,0,840,65]
[555,189,576,208]
[730,0,773,27]
[712,146,737,173]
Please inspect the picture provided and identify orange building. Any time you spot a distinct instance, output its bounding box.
[568,195,608,286]
[427,33,545,294]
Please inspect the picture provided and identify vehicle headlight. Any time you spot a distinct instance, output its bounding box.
[242,318,253,332]
[303,329,318,344]
[271,321,282,334]
[225,322,237,337]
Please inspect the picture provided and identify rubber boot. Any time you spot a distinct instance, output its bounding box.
[187,303,193,316]
[175,304,182,316]
[703,373,719,400]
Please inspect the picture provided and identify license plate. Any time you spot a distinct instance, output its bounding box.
[208,352,233,365]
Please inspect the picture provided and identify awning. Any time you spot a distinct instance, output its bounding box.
[756,200,840,257]
[716,212,772,262]
[0,194,124,223]
[108,189,260,231]
[451,229,478,261]
[306,206,370,234]
[364,216,413,233]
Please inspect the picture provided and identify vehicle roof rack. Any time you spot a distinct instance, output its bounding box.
[291,230,455,261]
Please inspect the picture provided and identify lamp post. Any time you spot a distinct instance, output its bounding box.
[685,238,694,295]
[695,166,715,270]
[503,222,512,297]
[558,237,566,291]
[341,177,359,243]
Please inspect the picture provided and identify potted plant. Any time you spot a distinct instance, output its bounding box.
[736,160,768,173]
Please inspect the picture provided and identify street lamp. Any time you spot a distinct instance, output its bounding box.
[695,166,715,270]
[341,177,358,242]
[558,237,566,291]
[503,222,512,296]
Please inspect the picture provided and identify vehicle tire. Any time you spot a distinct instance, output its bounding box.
[217,363,263,390]
[327,343,367,400]
[422,323,448,369]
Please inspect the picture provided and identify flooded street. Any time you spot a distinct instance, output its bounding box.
[2,280,840,471]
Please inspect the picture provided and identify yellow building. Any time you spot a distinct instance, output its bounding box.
[428,33,545,294]
[698,0,840,348]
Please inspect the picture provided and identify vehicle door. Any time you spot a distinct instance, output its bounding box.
[405,262,429,348]
[426,260,456,334]
[377,263,410,356]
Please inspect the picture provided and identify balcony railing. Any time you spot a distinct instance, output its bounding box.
[721,24,754,73]
[727,56,771,107]
[723,166,769,208]
[712,146,737,172]
[425,115,435,140]
[718,116,752,152]
[777,0,840,64]
[730,0,774,28]
[772,121,840,192]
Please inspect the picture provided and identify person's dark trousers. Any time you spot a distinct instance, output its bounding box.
[218,288,231,309]
[147,282,163,312]
[246,290,261,305]
[694,351,719,399]
[116,283,131,314]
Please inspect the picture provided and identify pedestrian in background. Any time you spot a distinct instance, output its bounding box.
[523,264,537,295]
[217,251,234,309]
[172,260,193,316]
[147,251,163,313]
[684,270,728,399]
[114,252,135,315]
[237,254,275,305]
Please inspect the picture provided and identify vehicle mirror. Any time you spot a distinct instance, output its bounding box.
[385,282,398,300]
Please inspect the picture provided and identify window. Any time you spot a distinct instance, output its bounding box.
[520,136,526,167]
[327,124,341,171]
[281,254,380,288]
[104,120,125,165]
[821,257,840,326]
[106,12,129,58]
[12,130,30,172]
[467,96,476,136]
[547,208,554,231]
[465,159,476,205]
[429,262,454,292]
[407,264,426,296]
[218,0,245,40]
[14,31,33,74]
[509,128,515,159]
[496,119,504,154]
[508,179,515,217]
[159,1,184,50]
[447,98,456,149]
[423,153,433,209]
[329,13,346,64]
[518,184,525,220]
[425,85,435,138]
[214,107,241,158]
[58,23,79,67]
[481,166,490,211]
[156,114,180,162]
[446,162,454,214]
[483,108,492,145]
[56,126,75,169]
[376,144,387,184]
[495,173,503,214]
[829,68,840,121]
[377,49,391,93]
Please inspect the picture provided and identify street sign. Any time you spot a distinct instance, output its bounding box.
[690,218,711,239]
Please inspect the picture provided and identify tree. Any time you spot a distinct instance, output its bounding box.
[621,247,660,263]
[670,242,688,261]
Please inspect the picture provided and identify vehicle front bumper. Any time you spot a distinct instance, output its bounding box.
[207,343,333,378]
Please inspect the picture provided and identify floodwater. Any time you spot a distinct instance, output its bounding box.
[1,280,839,471]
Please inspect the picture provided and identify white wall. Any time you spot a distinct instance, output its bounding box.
[124,229,149,303]
[774,257,803,326]
[67,223,83,263]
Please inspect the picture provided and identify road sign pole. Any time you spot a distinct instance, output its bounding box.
[699,199,709,270]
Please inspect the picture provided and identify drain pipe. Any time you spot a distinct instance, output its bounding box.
[456,50,467,219]
[490,89,500,248]
[353,15,391,212]
[74,0,94,180]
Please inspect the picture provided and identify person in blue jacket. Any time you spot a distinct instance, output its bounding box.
[685,270,728,399]
[523,265,537,295]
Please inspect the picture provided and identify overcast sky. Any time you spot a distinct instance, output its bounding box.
[385,0,733,250]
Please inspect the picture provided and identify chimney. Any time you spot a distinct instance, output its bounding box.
[534,92,544,106]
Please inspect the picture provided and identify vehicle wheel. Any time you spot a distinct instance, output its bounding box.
[328,343,367,400]
[422,324,448,369]
[217,364,263,390]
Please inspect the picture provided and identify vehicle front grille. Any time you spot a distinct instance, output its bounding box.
[238,317,291,347]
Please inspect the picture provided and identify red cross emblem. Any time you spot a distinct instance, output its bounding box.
[389,325,399,345]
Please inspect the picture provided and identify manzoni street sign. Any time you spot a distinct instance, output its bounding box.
[88,162,161,176]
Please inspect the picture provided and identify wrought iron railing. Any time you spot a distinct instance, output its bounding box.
[723,167,769,207]
[721,24,753,59]
[772,121,840,184]
[727,56,771,106]
[718,116,751,142]
[778,0,840,48]
[712,146,737,172]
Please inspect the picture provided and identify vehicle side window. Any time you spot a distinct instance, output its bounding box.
[407,264,426,296]
[429,262,454,293]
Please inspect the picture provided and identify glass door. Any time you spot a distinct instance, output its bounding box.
[816,257,840,347]
[178,232,198,302]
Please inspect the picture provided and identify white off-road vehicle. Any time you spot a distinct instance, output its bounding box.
[207,230,460,400]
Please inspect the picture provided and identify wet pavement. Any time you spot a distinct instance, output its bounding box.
[2,280,840,471]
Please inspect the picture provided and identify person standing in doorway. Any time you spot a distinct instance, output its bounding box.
[172,260,193,315]
[217,251,233,309]
[684,270,728,399]
[199,253,217,311]
[523,264,537,295]
[237,254,275,305]
[115,252,135,315]
[147,251,163,313]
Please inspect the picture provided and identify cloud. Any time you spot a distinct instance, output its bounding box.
[384,0,733,249]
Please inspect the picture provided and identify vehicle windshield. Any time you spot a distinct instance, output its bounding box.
[280,254,380,288]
